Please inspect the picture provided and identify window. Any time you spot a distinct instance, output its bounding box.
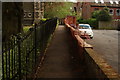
[79,25,90,29]
[24,13,26,18]
[74,7,77,12]
[109,9,114,15]
[35,12,39,18]
[35,2,39,10]
[116,9,120,16]
[94,8,99,11]
[28,13,32,18]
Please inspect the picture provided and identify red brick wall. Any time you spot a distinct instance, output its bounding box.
[65,23,120,78]
[64,16,76,25]
[91,7,120,20]
[82,2,120,20]
[110,8,120,19]
[82,2,91,19]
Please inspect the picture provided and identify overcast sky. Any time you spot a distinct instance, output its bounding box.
[0,0,120,2]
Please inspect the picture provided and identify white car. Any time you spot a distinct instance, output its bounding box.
[78,24,93,39]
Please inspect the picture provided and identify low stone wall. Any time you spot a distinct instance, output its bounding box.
[84,48,120,79]
[99,21,119,29]
[66,23,120,79]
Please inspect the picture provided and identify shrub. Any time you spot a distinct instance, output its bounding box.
[97,9,112,21]
[77,18,98,29]
[92,7,112,21]
[87,18,98,29]
[92,10,100,18]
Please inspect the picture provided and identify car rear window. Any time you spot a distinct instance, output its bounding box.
[79,25,90,29]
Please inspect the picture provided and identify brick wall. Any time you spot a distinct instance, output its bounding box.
[82,2,91,19]
[65,23,120,79]
[82,2,120,20]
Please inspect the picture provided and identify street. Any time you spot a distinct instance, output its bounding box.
[86,30,119,74]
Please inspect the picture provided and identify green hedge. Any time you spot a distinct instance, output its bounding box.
[77,18,98,29]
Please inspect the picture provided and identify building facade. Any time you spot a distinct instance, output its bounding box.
[73,2,82,16]
[81,2,120,21]
[23,2,34,26]
[34,2,44,21]
[23,2,44,26]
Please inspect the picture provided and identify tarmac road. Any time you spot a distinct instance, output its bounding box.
[86,30,120,74]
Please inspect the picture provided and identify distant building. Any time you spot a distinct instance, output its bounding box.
[23,2,44,26]
[23,2,34,26]
[34,2,44,22]
[73,2,82,16]
[81,2,120,21]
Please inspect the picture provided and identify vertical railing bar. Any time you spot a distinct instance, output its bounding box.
[13,37,16,75]
[28,37,30,76]
[17,35,21,80]
[24,39,26,77]
[43,23,46,51]
[32,29,35,73]
[25,39,28,79]
[42,24,44,52]
[5,42,8,79]
[32,32,34,71]
[11,39,14,78]
[2,43,5,80]
[29,35,31,73]
[28,36,30,77]
[42,25,44,53]
[34,24,37,67]
[40,25,42,55]
[37,26,39,58]
[39,25,41,57]
[10,37,13,77]
[39,26,41,55]
[8,41,10,79]
[16,36,18,78]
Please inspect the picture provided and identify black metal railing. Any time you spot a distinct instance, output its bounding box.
[2,18,57,80]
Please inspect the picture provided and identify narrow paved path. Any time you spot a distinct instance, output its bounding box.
[36,25,89,78]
